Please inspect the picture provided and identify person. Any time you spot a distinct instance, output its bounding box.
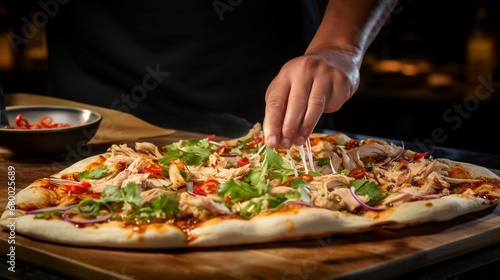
[45,0,397,148]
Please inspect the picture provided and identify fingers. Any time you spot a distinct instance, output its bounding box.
[294,74,331,146]
[264,57,326,149]
[264,58,314,149]
[263,75,290,148]
[279,77,312,148]
[264,55,356,149]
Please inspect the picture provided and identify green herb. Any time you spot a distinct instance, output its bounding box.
[315,157,331,167]
[33,210,61,219]
[77,182,143,217]
[122,182,142,213]
[129,194,179,222]
[77,183,180,223]
[350,179,387,205]
[263,147,293,172]
[241,147,295,196]
[289,178,312,205]
[160,139,212,166]
[239,194,287,219]
[78,200,102,217]
[77,166,108,180]
[100,185,122,202]
[217,179,260,205]
[243,169,270,195]
[335,145,346,152]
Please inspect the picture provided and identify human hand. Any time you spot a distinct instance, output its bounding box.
[263,48,362,149]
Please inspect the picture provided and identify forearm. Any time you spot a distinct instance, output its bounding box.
[306,0,398,56]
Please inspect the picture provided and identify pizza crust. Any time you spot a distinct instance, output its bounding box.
[2,207,394,249]
[363,195,494,228]
[189,207,394,247]
[3,215,187,249]
[51,154,110,178]
[437,158,500,179]
[14,181,59,210]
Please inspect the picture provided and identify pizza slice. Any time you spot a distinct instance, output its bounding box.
[2,123,499,249]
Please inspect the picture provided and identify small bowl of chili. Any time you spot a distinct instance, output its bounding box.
[0,105,102,155]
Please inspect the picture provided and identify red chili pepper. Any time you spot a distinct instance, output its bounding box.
[12,113,70,129]
[65,181,92,194]
[193,178,220,196]
[79,181,91,188]
[90,193,101,199]
[40,116,53,127]
[348,167,367,179]
[15,114,29,128]
[142,163,163,174]
[245,137,263,148]
[298,174,314,182]
[237,157,250,167]
[282,177,294,185]
[412,152,428,161]
[215,145,230,155]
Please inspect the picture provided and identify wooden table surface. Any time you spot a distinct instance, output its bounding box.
[1,131,500,280]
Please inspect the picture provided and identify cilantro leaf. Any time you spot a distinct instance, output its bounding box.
[244,169,271,194]
[101,185,122,203]
[94,183,142,214]
[150,194,179,217]
[239,194,287,219]
[77,166,108,180]
[263,147,293,172]
[160,139,211,166]
[130,193,179,222]
[217,179,260,204]
[350,179,387,205]
[315,157,331,167]
[290,178,312,204]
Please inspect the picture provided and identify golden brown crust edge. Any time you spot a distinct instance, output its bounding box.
[1,207,392,249]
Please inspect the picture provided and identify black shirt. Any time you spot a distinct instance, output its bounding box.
[46,0,319,136]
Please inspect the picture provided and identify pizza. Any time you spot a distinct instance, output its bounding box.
[2,123,500,249]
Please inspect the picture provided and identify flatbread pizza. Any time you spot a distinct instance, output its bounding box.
[2,123,499,249]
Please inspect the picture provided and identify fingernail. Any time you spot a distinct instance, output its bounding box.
[266,135,278,148]
[280,138,291,149]
[294,135,305,146]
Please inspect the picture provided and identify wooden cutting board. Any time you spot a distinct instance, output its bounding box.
[1,205,499,280]
[1,134,499,280]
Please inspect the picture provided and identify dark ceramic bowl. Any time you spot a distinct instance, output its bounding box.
[0,105,102,155]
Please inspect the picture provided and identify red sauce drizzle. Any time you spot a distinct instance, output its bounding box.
[453,177,500,201]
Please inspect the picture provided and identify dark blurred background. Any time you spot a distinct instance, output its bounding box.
[0,0,499,155]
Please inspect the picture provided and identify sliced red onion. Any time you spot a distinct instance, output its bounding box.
[185,181,199,196]
[26,204,77,215]
[391,141,405,162]
[349,186,385,212]
[220,153,238,157]
[398,189,442,199]
[377,141,405,167]
[61,205,113,226]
